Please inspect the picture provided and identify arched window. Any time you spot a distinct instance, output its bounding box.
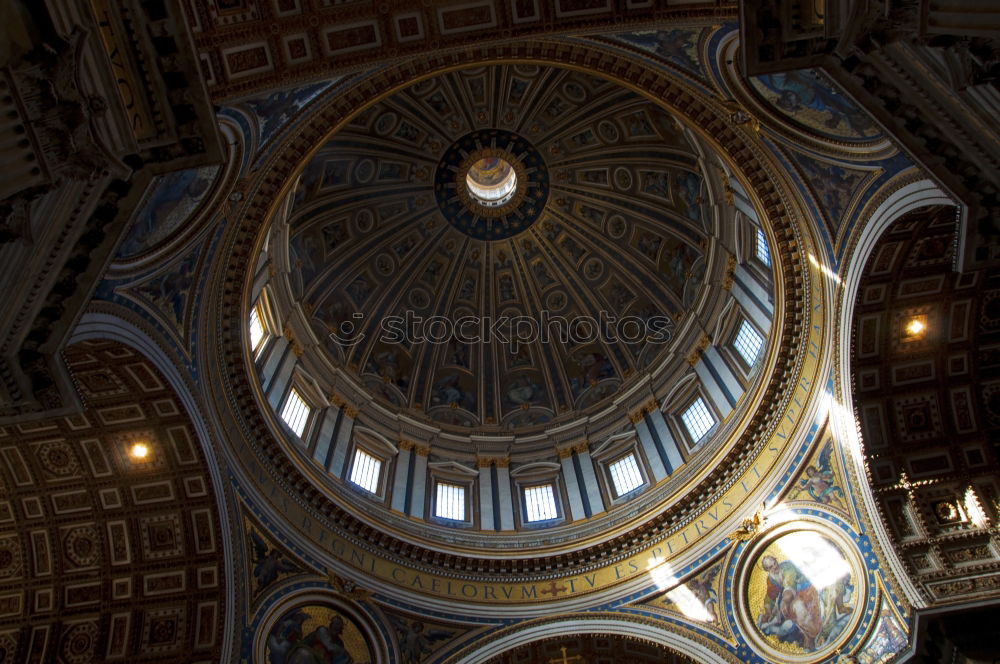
[755,227,771,267]
[279,387,312,437]
[349,448,383,494]
[608,452,645,497]
[681,397,716,444]
[523,484,558,522]
[434,482,466,521]
[732,319,764,367]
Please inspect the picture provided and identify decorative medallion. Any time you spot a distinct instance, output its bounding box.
[434,129,548,240]
[37,440,81,478]
[0,535,23,579]
[0,633,16,663]
[64,525,101,568]
[60,622,99,664]
[738,524,865,662]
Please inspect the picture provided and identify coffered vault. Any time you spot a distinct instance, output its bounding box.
[0,1,998,663]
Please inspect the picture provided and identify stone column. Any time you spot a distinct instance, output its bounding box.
[328,403,356,479]
[559,446,587,521]
[391,440,413,513]
[495,458,515,531]
[573,442,605,516]
[477,457,496,531]
[407,445,429,519]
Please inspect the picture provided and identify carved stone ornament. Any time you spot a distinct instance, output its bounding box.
[9,29,113,182]
[0,184,53,245]
[1,29,117,247]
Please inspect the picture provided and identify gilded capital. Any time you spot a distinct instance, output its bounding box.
[687,334,710,366]
[283,324,304,357]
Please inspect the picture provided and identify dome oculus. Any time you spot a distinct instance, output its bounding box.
[434,129,548,241]
[465,157,517,206]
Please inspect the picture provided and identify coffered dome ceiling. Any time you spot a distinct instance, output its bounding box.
[273,64,749,437]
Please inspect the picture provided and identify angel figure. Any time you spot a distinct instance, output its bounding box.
[796,444,845,507]
[251,529,299,589]
[396,620,453,664]
[684,564,721,622]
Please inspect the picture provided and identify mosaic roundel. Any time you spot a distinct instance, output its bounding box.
[741,528,864,661]
[261,602,375,664]
[434,129,549,241]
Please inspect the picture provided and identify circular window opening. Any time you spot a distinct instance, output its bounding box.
[465,157,517,206]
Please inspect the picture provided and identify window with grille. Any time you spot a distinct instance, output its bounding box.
[682,397,715,442]
[609,453,644,496]
[523,484,558,522]
[349,449,382,494]
[733,319,764,366]
[756,227,771,267]
[435,482,466,521]
[249,304,267,355]
[279,388,310,437]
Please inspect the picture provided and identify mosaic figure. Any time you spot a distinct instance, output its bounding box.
[245,81,331,146]
[432,373,475,411]
[794,443,846,507]
[751,534,856,654]
[755,70,877,138]
[856,606,909,664]
[394,620,452,664]
[659,239,700,297]
[266,607,371,664]
[119,165,217,255]
[502,374,546,409]
[792,155,867,227]
[249,529,298,589]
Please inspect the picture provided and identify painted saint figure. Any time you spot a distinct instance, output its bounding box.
[756,71,875,136]
[759,554,825,649]
[757,552,854,652]
[268,613,357,664]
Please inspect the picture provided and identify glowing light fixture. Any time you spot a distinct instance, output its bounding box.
[129,442,150,460]
[902,314,927,341]
[963,487,988,528]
